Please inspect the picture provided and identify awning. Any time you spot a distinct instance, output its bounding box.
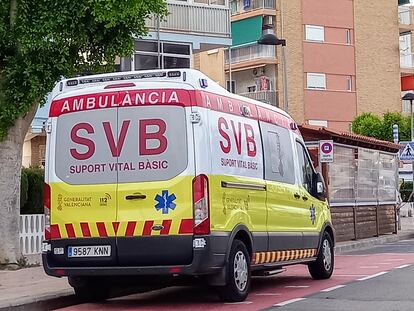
[231,16,263,47]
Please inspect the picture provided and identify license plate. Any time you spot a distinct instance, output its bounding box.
[67,245,111,258]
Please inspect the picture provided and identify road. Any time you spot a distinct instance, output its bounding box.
[55,239,414,311]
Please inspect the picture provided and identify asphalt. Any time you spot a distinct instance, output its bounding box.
[1,217,414,311]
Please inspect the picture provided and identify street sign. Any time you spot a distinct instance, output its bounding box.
[399,142,414,161]
[319,140,334,163]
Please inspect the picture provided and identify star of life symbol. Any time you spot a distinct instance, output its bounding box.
[155,190,177,214]
[310,205,316,225]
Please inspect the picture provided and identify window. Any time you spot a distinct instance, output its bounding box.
[261,122,295,184]
[347,76,352,91]
[345,29,351,45]
[296,142,315,192]
[226,80,236,93]
[307,73,326,90]
[308,120,328,127]
[247,85,256,93]
[133,40,191,70]
[305,25,325,42]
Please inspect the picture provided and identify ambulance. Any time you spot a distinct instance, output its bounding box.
[42,69,334,302]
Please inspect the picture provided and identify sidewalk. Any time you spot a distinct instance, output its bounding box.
[1,217,414,310]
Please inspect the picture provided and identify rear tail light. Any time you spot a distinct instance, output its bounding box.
[192,174,210,235]
[44,183,51,240]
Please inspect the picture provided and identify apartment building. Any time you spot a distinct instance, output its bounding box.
[24,0,232,167]
[199,0,402,132]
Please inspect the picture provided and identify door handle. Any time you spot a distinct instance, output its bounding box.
[126,194,147,200]
[294,193,301,199]
[302,196,308,201]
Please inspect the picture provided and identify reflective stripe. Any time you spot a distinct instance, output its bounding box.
[65,224,76,238]
[96,222,108,237]
[125,221,137,237]
[80,223,91,237]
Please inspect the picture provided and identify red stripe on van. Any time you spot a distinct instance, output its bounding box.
[160,220,172,235]
[125,221,136,237]
[96,222,108,237]
[50,224,61,239]
[178,219,193,234]
[80,223,91,237]
[65,224,76,238]
[143,221,154,236]
[112,222,120,234]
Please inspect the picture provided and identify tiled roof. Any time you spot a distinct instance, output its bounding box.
[299,124,401,152]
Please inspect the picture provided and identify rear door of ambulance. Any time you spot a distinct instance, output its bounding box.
[46,89,119,267]
[116,85,195,266]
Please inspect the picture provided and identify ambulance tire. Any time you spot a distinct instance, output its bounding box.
[308,232,334,280]
[217,239,251,302]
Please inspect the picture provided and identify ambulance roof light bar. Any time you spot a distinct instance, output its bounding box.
[65,70,182,87]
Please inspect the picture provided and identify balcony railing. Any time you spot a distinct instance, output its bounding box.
[231,0,276,15]
[239,90,278,106]
[146,2,230,37]
[401,53,414,68]
[225,44,276,64]
[399,7,414,25]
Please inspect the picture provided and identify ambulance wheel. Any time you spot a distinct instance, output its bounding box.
[69,276,111,301]
[218,239,251,302]
[308,232,334,280]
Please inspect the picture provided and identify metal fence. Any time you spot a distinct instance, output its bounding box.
[240,90,278,107]
[146,2,231,37]
[19,214,44,255]
[225,44,276,64]
[231,0,275,15]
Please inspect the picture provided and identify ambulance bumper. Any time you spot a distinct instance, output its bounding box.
[42,234,229,277]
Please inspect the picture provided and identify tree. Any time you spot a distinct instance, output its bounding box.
[351,113,383,139]
[352,112,411,142]
[0,0,167,263]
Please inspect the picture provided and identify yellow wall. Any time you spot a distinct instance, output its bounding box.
[194,49,226,87]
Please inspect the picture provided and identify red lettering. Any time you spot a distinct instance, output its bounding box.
[218,117,231,153]
[103,120,130,157]
[231,121,242,155]
[70,123,95,160]
[139,119,167,155]
[244,124,257,157]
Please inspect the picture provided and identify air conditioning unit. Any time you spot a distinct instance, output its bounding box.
[253,67,265,77]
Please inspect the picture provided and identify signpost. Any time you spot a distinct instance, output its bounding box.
[319,140,334,163]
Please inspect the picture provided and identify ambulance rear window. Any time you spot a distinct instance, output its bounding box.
[54,106,188,184]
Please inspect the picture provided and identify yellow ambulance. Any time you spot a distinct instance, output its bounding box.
[42,69,334,302]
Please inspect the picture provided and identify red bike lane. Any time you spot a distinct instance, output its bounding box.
[57,253,414,311]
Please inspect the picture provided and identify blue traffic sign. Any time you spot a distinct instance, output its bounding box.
[399,142,414,161]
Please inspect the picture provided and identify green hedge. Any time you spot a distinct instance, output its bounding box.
[20,167,44,214]
[400,181,413,203]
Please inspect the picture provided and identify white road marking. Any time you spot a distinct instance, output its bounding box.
[384,258,405,261]
[395,264,411,269]
[320,285,346,292]
[284,285,310,288]
[224,301,252,305]
[255,293,282,296]
[357,271,388,281]
[273,298,306,307]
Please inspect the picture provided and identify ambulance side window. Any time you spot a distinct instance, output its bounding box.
[296,141,314,192]
[261,122,295,184]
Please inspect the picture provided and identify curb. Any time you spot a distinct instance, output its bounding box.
[335,232,414,254]
[0,290,74,311]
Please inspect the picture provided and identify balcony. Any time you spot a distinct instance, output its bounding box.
[400,53,414,75]
[231,0,276,21]
[239,90,278,106]
[146,1,231,38]
[225,43,277,71]
[399,7,414,33]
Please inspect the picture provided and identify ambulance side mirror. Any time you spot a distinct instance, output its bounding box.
[314,172,326,201]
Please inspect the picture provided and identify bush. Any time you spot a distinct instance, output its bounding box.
[20,166,44,214]
[400,181,413,202]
